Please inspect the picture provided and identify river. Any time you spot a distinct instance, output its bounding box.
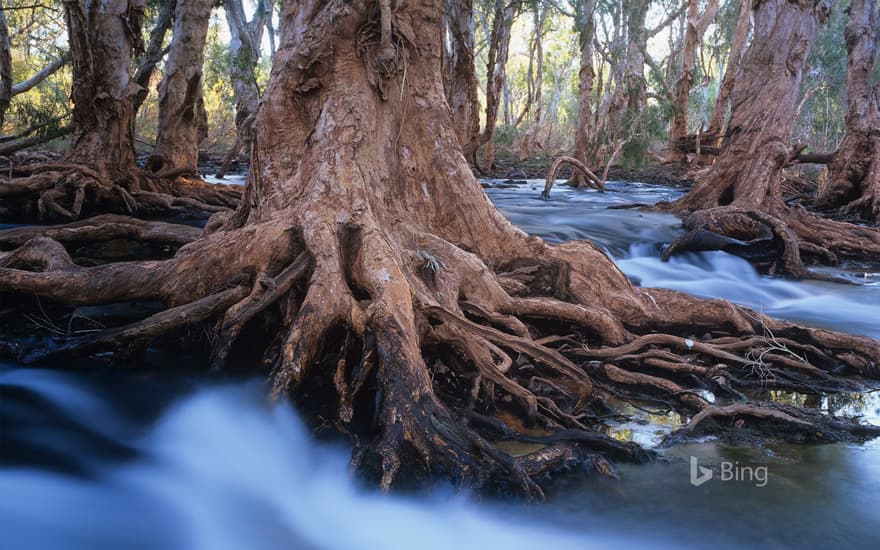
[2,179,879,549]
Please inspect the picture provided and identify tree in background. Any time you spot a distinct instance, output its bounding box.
[1,0,239,222]
[150,0,214,174]
[816,0,880,222]
[216,0,270,178]
[665,0,880,277]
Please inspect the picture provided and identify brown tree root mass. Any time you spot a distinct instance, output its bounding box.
[0,162,241,223]
[2,1,879,499]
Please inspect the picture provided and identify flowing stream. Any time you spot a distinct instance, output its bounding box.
[2,179,879,549]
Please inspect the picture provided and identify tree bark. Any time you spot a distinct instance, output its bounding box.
[569,0,599,187]
[3,0,880,494]
[217,0,268,178]
[65,0,145,178]
[666,0,720,163]
[442,0,480,150]
[133,0,174,114]
[150,0,213,174]
[707,0,751,138]
[604,0,648,143]
[667,0,880,277]
[464,0,514,171]
[815,0,880,222]
[0,3,14,129]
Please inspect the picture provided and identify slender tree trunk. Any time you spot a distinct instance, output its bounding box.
[569,0,599,187]
[151,0,213,174]
[532,6,544,127]
[666,0,719,162]
[517,5,545,160]
[66,0,145,177]
[217,0,268,178]
[133,0,174,115]
[0,2,12,129]
[4,0,880,495]
[707,0,751,139]
[465,0,514,171]
[605,0,648,141]
[815,0,880,222]
[442,0,480,150]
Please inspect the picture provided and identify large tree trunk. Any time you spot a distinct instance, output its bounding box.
[666,0,719,163]
[441,0,480,150]
[568,0,599,187]
[666,0,880,277]
[150,0,213,174]
[706,0,751,138]
[216,0,268,179]
[65,0,145,178]
[815,0,880,222]
[3,0,880,494]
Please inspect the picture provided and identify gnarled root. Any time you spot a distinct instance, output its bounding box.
[0,163,242,223]
[543,156,604,198]
[660,205,880,279]
[1,212,879,496]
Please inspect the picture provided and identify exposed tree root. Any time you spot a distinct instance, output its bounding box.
[658,202,880,279]
[2,212,879,496]
[0,214,201,250]
[0,162,241,223]
[3,0,879,498]
[542,156,604,197]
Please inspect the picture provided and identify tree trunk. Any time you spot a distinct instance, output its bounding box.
[217,0,268,178]
[3,0,880,494]
[666,0,880,276]
[517,5,546,161]
[604,0,648,143]
[133,0,174,115]
[0,2,12,129]
[706,0,751,138]
[569,0,599,187]
[465,0,514,171]
[150,0,213,174]
[666,0,719,163]
[442,0,480,150]
[815,0,880,222]
[65,0,145,178]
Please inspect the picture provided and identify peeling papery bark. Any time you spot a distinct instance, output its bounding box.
[1,0,879,496]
